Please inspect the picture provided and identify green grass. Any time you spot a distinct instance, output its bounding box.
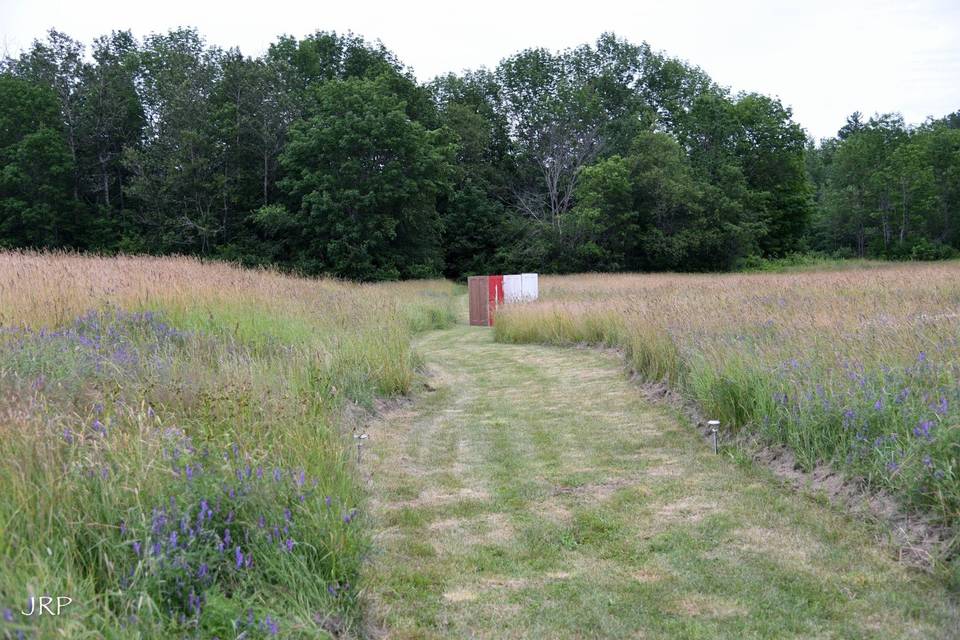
[5,259,957,638]
[492,267,960,575]
[363,325,959,638]
[0,279,457,638]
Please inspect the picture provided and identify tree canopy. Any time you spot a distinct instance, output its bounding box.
[257,76,453,280]
[1,28,956,279]
[806,112,960,259]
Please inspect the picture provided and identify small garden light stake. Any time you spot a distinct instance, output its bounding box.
[708,420,720,454]
[354,432,368,463]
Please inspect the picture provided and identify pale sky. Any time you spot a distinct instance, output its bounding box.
[1,0,958,140]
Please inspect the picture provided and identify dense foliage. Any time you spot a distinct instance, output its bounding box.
[807,112,960,260]
[1,28,957,279]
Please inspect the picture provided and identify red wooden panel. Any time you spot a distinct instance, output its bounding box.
[487,275,503,326]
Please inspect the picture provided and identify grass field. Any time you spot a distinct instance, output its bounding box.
[493,264,960,574]
[4,253,959,639]
[0,251,456,638]
[363,325,960,639]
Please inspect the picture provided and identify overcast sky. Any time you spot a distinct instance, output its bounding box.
[2,0,958,139]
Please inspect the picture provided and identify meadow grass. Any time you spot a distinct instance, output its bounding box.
[364,325,960,638]
[493,263,960,575]
[0,251,456,638]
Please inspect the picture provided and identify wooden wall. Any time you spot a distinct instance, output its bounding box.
[468,275,489,326]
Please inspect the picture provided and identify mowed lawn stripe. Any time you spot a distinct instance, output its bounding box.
[363,324,959,639]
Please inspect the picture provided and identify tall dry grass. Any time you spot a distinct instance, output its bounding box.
[494,264,960,563]
[0,251,457,638]
[0,250,454,335]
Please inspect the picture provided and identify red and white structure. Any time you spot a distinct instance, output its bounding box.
[468,273,538,326]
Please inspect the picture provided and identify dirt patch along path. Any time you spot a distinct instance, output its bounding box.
[361,325,958,639]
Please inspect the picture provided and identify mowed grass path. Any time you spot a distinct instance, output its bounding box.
[362,325,959,639]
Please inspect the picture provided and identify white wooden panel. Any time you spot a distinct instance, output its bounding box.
[503,274,522,303]
[520,273,539,300]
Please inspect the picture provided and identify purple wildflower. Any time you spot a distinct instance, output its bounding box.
[132,541,141,556]
[188,591,201,614]
[63,428,73,444]
[3,608,13,622]
[913,420,933,439]
[936,397,949,415]
[285,538,295,552]
[197,563,208,579]
[923,455,933,468]
[235,546,244,569]
[841,409,856,429]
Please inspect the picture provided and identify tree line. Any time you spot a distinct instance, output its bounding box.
[1,28,958,280]
[806,112,960,260]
